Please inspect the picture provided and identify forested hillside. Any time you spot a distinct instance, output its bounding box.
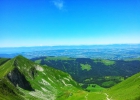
[31,56,140,88]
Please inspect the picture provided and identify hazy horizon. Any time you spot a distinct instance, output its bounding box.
[1,0,140,47]
[0,43,140,48]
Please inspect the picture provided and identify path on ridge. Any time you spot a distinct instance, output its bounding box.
[85,93,88,100]
[104,93,111,100]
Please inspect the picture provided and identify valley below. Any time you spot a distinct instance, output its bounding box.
[0,45,140,100]
[0,55,140,100]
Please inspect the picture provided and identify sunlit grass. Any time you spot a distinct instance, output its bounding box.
[80,64,91,71]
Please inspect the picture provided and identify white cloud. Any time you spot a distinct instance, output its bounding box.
[52,0,64,10]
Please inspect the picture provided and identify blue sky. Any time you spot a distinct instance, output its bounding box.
[0,0,140,47]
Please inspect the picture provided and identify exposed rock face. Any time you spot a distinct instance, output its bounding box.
[29,67,37,78]
[7,68,34,91]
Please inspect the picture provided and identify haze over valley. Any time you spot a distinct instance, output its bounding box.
[0,44,140,60]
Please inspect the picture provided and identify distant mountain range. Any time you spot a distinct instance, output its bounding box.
[0,55,140,100]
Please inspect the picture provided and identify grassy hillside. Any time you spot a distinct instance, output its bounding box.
[93,59,115,66]
[0,55,83,100]
[0,58,10,66]
[31,56,140,88]
[0,78,24,100]
[106,72,140,100]
[0,58,15,78]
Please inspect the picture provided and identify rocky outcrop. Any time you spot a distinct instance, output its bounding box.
[7,68,34,91]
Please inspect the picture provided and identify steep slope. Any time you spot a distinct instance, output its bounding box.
[0,57,26,100]
[0,58,10,66]
[0,55,81,100]
[106,72,140,100]
[31,56,140,88]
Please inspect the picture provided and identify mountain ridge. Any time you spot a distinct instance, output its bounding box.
[0,55,81,100]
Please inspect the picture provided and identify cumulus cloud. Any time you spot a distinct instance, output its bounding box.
[52,0,64,10]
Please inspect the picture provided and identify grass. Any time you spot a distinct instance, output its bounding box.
[124,58,140,61]
[80,64,91,71]
[0,58,10,66]
[106,72,140,100]
[35,59,41,64]
[93,59,115,66]
[86,84,105,92]
[0,78,24,100]
[0,58,15,78]
[66,90,106,100]
[102,81,116,88]
[104,76,124,81]
[45,56,75,61]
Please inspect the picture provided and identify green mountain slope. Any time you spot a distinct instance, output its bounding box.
[106,72,140,100]
[1,55,140,100]
[31,56,140,88]
[0,58,10,66]
[0,55,83,100]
